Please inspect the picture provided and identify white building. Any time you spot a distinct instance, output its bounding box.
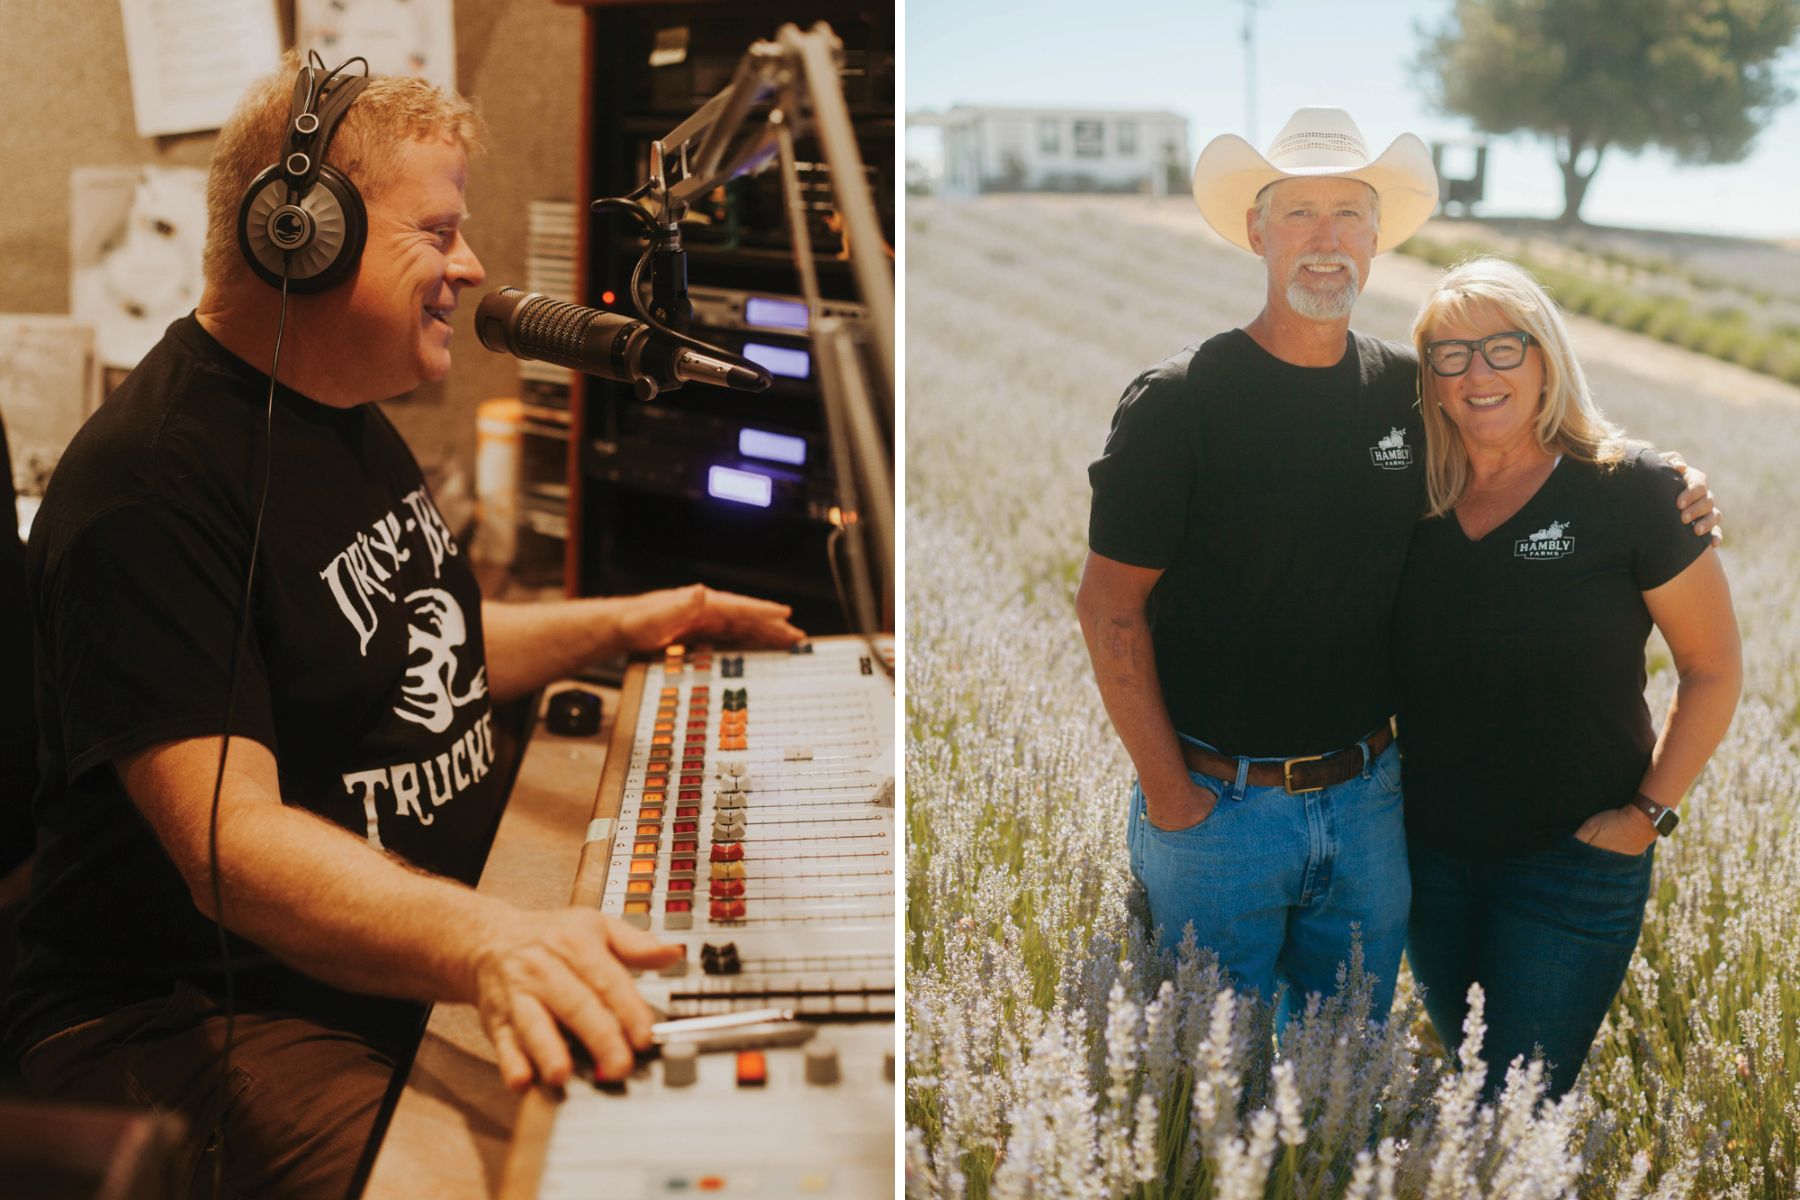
[911,105,1190,197]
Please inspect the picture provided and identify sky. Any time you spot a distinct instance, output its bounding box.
[903,0,1800,241]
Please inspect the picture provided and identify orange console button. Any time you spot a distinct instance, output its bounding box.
[735,1050,766,1087]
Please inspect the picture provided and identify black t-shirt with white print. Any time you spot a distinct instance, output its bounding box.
[1392,447,1710,860]
[5,314,504,1059]
[1088,329,1426,757]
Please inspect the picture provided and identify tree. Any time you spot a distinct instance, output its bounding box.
[1414,0,1800,223]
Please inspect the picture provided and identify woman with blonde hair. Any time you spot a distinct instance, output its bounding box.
[1393,257,1741,1099]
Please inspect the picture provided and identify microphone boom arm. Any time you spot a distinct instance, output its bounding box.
[644,23,894,631]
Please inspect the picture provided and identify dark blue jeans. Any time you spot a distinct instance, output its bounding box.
[1406,834,1654,1099]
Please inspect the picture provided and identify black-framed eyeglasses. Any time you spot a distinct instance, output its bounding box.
[1423,331,1534,377]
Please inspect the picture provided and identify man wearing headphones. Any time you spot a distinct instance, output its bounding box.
[5,59,799,1197]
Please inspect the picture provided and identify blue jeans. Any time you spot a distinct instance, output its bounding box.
[1127,737,1409,1025]
[1406,835,1654,1100]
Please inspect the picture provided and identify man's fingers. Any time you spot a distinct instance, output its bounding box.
[555,918,668,1047]
[553,990,635,1080]
[486,1016,534,1092]
[478,998,535,1091]
[1677,487,1714,523]
[510,991,575,1088]
[604,918,687,968]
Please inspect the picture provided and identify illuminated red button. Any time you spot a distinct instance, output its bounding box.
[666,898,692,913]
[710,899,747,921]
[670,858,696,878]
[699,1177,726,1192]
[687,720,708,732]
[692,686,710,697]
[676,805,700,819]
[683,759,705,772]
[710,843,744,862]
[681,774,703,787]
[674,821,698,835]
[679,790,701,802]
[735,1051,766,1087]
[668,877,694,892]
[673,840,698,854]
[710,879,745,898]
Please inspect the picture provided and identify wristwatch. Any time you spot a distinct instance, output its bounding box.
[1629,792,1680,836]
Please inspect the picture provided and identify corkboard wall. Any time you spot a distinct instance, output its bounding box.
[0,0,587,508]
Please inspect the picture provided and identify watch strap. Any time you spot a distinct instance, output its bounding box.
[1630,792,1680,836]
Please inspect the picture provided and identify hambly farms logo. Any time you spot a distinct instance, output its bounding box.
[1515,520,1575,560]
[1368,426,1413,470]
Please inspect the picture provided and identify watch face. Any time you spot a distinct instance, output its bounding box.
[1654,808,1680,835]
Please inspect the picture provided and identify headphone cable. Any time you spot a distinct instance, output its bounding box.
[206,265,287,1195]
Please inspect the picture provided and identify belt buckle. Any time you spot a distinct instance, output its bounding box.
[1283,753,1326,794]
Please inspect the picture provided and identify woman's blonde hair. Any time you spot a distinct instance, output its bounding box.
[1411,256,1626,515]
[201,53,485,290]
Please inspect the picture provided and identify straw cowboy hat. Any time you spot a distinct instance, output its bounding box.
[1192,106,1439,254]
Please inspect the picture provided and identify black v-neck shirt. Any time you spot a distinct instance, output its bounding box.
[1088,329,1425,756]
[1392,447,1709,859]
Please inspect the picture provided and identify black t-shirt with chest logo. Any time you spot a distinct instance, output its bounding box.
[1088,329,1425,757]
[5,315,504,1059]
[1392,448,1709,860]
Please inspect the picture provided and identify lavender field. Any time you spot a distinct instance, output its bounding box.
[904,197,1800,1199]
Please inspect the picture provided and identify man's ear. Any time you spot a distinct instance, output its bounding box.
[1246,208,1264,256]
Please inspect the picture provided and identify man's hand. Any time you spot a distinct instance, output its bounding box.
[1143,777,1220,834]
[1661,451,1722,544]
[615,584,804,653]
[1573,805,1657,858]
[472,908,685,1090]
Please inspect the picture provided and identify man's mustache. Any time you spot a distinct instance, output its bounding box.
[1290,253,1360,289]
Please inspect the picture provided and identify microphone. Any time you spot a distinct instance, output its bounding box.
[475,287,770,399]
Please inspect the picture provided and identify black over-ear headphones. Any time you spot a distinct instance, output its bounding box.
[236,54,371,293]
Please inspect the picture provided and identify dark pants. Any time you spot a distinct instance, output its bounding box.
[18,982,394,1199]
[1406,834,1654,1100]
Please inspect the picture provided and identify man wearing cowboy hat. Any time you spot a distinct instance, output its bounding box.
[1075,107,1710,1025]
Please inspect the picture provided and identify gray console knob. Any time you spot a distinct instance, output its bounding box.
[804,1042,841,1085]
[663,1040,699,1087]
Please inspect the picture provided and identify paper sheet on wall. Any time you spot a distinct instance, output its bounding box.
[0,315,101,536]
[70,165,209,370]
[118,0,283,138]
[297,0,457,92]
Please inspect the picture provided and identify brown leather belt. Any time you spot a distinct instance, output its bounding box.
[1180,722,1395,795]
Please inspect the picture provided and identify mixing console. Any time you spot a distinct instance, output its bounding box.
[501,636,896,1199]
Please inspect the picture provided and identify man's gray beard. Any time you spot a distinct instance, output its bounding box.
[1286,275,1359,320]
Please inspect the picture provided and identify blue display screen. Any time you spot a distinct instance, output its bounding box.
[745,297,810,330]
[739,428,808,466]
[742,342,811,380]
[707,465,774,508]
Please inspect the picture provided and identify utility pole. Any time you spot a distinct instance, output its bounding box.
[1239,0,1264,145]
